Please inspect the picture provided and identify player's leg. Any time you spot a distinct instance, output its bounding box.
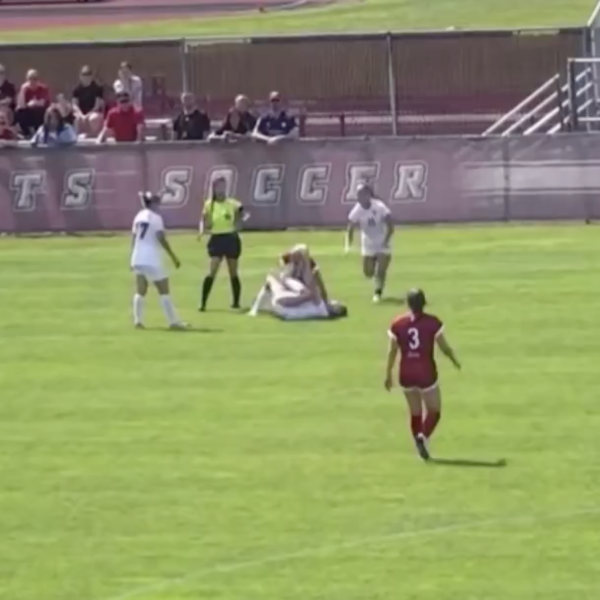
[225,233,243,309]
[421,384,442,440]
[133,272,148,328]
[362,256,376,280]
[271,276,313,308]
[154,276,185,329]
[403,387,430,461]
[200,235,223,311]
[373,252,392,302]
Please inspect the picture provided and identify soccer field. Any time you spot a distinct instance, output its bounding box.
[1,226,599,600]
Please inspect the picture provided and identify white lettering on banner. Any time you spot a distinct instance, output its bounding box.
[62,169,95,210]
[342,163,381,203]
[296,164,331,205]
[204,166,237,199]
[10,171,46,212]
[391,162,428,203]
[251,165,285,206]
[160,167,192,207]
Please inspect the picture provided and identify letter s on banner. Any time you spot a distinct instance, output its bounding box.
[204,166,237,199]
[10,171,46,212]
[342,163,381,204]
[160,167,193,207]
[296,164,331,205]
[62,169,95,210]
[251,165,285,206]
[391,162,428,203]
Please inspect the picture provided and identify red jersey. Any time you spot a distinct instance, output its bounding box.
[21,83,50,106]
[388,311,444,390]
[106,106,144,142]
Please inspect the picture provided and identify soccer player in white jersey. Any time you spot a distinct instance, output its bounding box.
[131,192,186,330]
[345,183,394,303]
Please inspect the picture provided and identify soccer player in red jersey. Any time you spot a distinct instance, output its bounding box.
[385,288,461,460]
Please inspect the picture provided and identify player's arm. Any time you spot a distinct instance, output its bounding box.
[233,200,246,231]
[345,206,359,253]
[383,214,394,246]
[436,331,461,370]
[384,330,399,390]
[199,201,212,239]
[156,231,180,268]
[312,267,329,304]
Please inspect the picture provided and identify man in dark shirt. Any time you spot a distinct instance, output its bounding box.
[72,66,105,137]
[253,91,297,145]
[209,94,257,141]
[172,92,211,141]
[0,64,17,115]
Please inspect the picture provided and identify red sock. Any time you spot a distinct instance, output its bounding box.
[410,414,423,438]
[423,411,441,438]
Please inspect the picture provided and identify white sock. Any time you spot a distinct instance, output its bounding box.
[133,294,144,325]
[249,285,271,316]
[159,295,179,325]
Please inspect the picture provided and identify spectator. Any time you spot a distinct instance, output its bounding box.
[172,92,211,141]
[209,94,256,141]
[15,69,50,137]
[72,65,105,136]
[97,90,144,144]
[253,91,297,145]
[0,109,19,144]
[56,94,77,129]
[31,106,77,148]
[0,64,17,115]
[113,62,143,110]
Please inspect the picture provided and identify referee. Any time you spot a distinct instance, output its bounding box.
[198,177,244,311]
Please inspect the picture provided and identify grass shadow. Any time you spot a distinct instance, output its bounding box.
[144,326,224,334]
[430,457,508,469]
[379,297,406,306]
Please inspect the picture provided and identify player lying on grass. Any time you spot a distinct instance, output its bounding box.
[130,191,187,330]
[248,244,347,320]
[384,288,460,461]
[345,183,394,303]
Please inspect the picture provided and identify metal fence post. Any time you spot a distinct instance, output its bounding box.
[567,59,579,131]
[180,38,189,93]
[385,32,398,136]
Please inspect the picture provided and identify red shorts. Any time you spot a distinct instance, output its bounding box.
[399,366,438,391]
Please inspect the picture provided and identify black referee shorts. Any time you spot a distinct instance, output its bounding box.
[207,233,242,260]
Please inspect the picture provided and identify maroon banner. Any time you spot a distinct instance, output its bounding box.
[1,136,600,234]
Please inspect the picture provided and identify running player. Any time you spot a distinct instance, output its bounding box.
[345,183,394,303]
[384,289,461,460]
[131,192,186,330]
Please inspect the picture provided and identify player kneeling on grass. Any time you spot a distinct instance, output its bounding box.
[131,192,187,330]
[249,244,347,320]
[384,289,460,461]
[345,183,394,303]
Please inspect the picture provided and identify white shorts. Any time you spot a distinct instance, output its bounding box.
[132,264,167,282]
[361,239,391,258]
[273,300,329,321]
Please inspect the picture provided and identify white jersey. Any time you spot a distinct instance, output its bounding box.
[130,208,165,268]
[347,199,392,256]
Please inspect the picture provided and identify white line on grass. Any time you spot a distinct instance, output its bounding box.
[97,505,599,600]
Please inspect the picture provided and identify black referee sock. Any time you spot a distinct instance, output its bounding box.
[201,275,214,309]
[230,276,241,308]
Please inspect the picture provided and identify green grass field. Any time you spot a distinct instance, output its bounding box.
[1,0,597,42]
[1,226,599,600]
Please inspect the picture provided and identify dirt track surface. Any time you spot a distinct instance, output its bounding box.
[0,0,326,30]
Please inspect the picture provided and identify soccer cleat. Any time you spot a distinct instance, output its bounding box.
[169,322,190,331]
[373,293,382,304]
[134,323,145,330]
[231,303,241,310]
[415,433,430,461]
[198,305,206,312]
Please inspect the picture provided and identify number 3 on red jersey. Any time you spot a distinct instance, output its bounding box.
[407,327,420,350]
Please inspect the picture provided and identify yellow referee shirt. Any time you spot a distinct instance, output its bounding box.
[203,197,242,234]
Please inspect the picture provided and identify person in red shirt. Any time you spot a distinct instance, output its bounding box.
[97,91,144,143]
[385,288,461,460]
[15,69,50,137]
[0,110,18,143]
